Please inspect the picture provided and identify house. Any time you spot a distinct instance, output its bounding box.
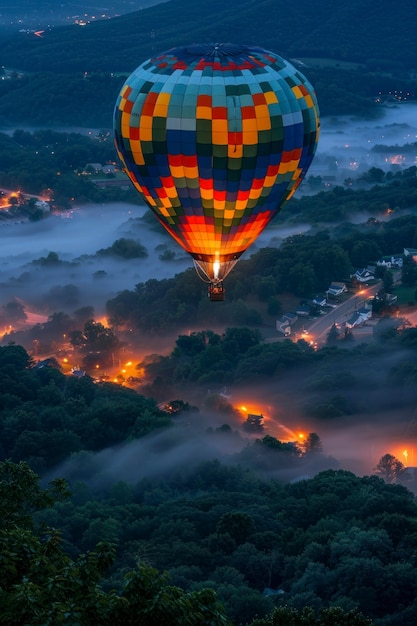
[377,255,403,269]
[282,312,298,325]
[312,295,326,307]
[350,267,375,283]
[295,304,310,317]
[242,413,264,433]
[345,306,372,329]
[276,317,291,336]
[345,313,363,329]
[326,282,347,298]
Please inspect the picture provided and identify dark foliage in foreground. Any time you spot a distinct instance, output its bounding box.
[33,460,417,625]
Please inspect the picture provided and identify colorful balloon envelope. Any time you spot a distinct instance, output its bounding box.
[114,43,320,297]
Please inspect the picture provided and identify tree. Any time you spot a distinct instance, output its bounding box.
[222,327,262,355]
[359,167,385,184]
[304,433,323,455]
[0,460,231,626]
[97,238,148,259]
[69,320,124,370]
[382,269,394,293]
[0,300,27,325]
[216,512,256,545]
[326,322,340,345]
[401,257,417,287]
[374,454,405,483]
[0,459,69,529]
[247,605,374,625]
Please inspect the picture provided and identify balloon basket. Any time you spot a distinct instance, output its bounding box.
[208,281,225,301]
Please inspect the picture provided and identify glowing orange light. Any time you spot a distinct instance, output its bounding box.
[95,364,100,369]
[241,405,247,412]
[298,433,305,440]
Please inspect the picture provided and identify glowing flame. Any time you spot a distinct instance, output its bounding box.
[213,260,220,280]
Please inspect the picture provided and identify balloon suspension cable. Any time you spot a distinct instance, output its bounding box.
[193,259,211,283]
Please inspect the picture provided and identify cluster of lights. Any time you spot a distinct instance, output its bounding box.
[61,352,142,388]
[376,90,415,103]
[74,12,112,26]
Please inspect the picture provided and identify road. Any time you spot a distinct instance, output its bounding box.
[305,283,381,346]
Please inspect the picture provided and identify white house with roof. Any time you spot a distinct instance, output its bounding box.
[351,267,375,283]
[312,295,327,307]
[345,304,373,329]
[326,282,347,298]
[276,317,291,336]
[377,255,403,269]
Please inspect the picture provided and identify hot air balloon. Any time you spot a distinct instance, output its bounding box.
[114,43,319,301]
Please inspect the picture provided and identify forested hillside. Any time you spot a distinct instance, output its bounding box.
[1,0,416,73]
[2,343,417,624]
[0,0,415,125]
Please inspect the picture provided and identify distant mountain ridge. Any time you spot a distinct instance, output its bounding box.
[0,0,416,73]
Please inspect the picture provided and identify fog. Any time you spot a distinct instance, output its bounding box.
[47,336,417,489]
[2,104,417,320]
[3,103,417,485]
[49,369,416,488]
[48,411,250,488]
[306,101,417,186]
[0,203,192,316]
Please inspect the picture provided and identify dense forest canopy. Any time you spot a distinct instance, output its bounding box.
[0,339,417,623]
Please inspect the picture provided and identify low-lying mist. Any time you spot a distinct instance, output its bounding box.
[3,104,417,485]
[45,359,417,491]
[0,203,191,316]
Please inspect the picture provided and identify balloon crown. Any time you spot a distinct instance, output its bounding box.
[175,43,254,57]
[152,43,282,70]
